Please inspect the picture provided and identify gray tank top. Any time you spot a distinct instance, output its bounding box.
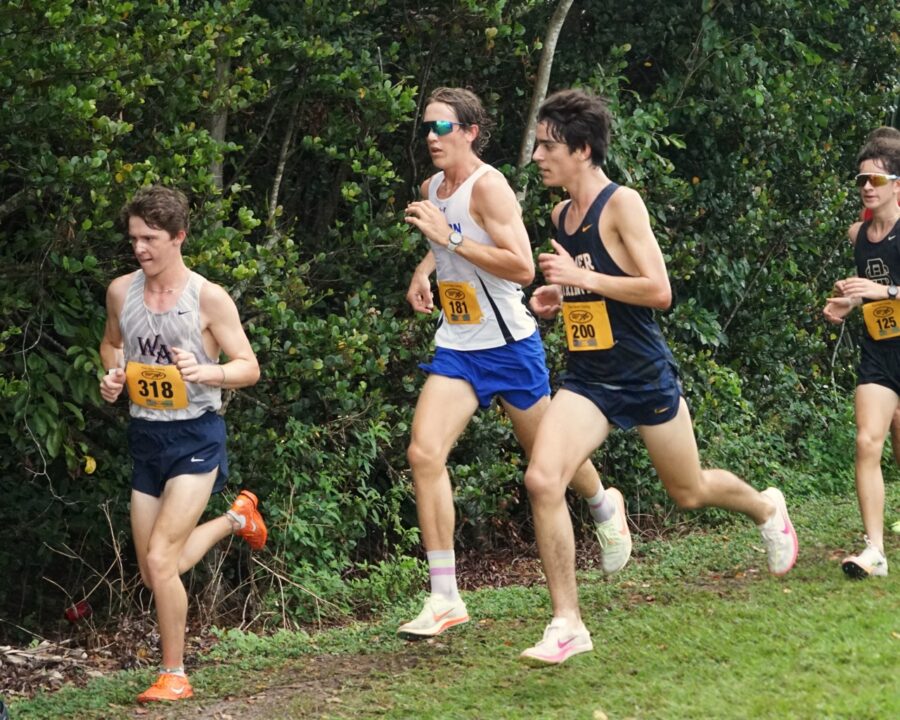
[119,270,222,420]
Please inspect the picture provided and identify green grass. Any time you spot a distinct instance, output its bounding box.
[9,486,900,720]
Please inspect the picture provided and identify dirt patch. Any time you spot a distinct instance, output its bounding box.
[128,652,423,720]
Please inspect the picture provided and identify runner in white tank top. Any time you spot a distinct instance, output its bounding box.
[426,163,538,350]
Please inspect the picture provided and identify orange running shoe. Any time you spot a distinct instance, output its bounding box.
[229,489,268,550]
[137,672,193,703]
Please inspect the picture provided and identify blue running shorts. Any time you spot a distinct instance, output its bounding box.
[419,331,551,410]
[127,411,228,497]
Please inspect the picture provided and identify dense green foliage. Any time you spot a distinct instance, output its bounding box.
[1,0,897,635]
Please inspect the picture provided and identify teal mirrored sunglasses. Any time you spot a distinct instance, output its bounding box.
[421,120,466,137]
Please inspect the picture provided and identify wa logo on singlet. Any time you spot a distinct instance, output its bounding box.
[137,335,174,364]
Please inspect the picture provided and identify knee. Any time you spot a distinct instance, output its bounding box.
[524,464,564,504]
[667,481,705,511]
[856,431,883,461]
[145,547,177,587]
[407,438,445,476]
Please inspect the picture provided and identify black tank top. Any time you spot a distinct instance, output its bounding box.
[854,218,900,350]
[557,183,675,385]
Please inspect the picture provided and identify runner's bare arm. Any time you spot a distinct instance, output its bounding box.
[529,201,570,319]
[175,282,259,389]
[407,250,436,313]
[404,171,534,285]
[99,274,130,402]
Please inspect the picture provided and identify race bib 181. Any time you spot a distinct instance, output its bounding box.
[438,281,483,324]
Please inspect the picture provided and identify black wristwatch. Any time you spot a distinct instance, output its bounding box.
[889,284,898,300]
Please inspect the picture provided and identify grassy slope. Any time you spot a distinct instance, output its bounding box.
[11,485,900,720]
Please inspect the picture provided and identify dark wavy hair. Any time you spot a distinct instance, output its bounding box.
[426,86,494,156]
[119,185,190,237]
[537,89,612,167]
[857,127,900,176]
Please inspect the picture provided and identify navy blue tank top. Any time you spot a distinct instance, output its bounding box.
[557,183,675,384]
[854,218,900,351]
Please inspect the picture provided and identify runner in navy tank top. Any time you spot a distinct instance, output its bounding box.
[555,181,676,391]
[824,132,900,578]
[518,89,798,666]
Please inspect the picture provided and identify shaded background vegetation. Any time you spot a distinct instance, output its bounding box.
[1,0,897,638]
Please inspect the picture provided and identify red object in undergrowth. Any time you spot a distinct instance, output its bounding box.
[64,600,93,623]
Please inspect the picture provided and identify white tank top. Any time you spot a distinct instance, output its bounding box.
[428,164,537,350]
[119,270,221,420]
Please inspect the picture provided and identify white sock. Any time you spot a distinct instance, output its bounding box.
[586,487,615,523]
[225,510,245,532]
[426,550,459,600]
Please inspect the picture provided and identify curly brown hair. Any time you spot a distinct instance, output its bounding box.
[119,185,190,237]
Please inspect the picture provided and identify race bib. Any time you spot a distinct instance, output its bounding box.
[562,300,614,351]
[125,362,189,410]
[863,299,900,341]
[438,281,483,324]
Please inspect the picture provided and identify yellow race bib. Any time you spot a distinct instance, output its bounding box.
[438,281,483,324]
[862,299,900,341]
[562,300,614,351]
[125,361,189,410]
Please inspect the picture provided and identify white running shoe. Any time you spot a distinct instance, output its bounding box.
[519,618,593,666]
[593,487,632,574]
[842,537,888,579]
[397,594,469,639]
[758,487,799,576]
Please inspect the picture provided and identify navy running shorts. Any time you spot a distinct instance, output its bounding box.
[561,362,683,430]
[419,331,551,410]
[127,411,228,497]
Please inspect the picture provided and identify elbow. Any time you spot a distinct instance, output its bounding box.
[517,262,536,286]
[654,286,673,310]
[249,360,261,386]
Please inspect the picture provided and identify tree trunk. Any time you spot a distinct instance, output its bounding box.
[208,55,231,193]
[516,0,575,175]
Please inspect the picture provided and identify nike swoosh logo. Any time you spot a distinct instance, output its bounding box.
[581,224,593,233]
[781,518,791,535]
[432,608,454,623]
[190,457,205,463]
[177,310,191,315]
[557,636,577,650]
[171,686,186,695]
[654,406,670,415]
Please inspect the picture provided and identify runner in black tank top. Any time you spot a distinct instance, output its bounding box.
[824,133,900,578]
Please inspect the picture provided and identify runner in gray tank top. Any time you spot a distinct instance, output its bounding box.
[99,186,267,704]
